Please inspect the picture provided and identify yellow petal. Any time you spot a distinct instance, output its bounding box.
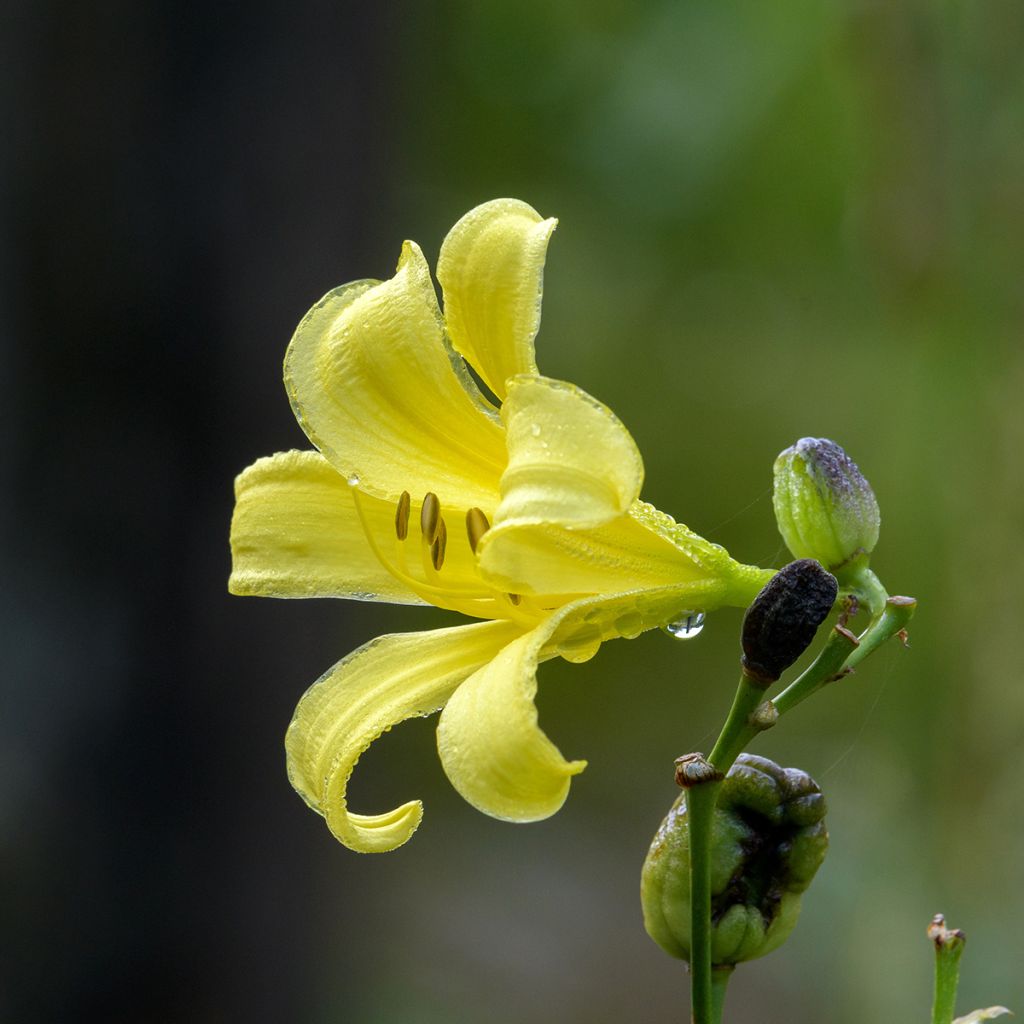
[437,199,556,400]
[496,375,644,529]
[284,243,506,509]
[479,499,772,605]
[436,606,587,823]
[229,450,423,603]
[286,619,523,853]
[438,579,774,825]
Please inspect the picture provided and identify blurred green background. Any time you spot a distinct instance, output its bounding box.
[6,1,1023,1021]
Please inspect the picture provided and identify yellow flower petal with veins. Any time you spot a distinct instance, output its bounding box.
[285,245,506,508]
[286,619,523,853]
[437,198,556,401]
[438,582,762,823]
[230,198,774,852]
[229,450,425,603]
[477,503,768,601]
[496,375,644,529]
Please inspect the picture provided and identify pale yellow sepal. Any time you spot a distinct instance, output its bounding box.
[284,244,505,509]
[229,450,424,604]
[285,619,523,853]
[496,375,644,530]
[436,605,588,823]
[437,199,556,401]
[952,1010,1012,1024]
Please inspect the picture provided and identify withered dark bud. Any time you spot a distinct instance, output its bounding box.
[741,559,838,684]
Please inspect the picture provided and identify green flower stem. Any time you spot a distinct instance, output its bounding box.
[711,966,733,1024]
[708,675,774,771]
[931,923,966,1024]
[844,595,916,671]
[687,779,722,1024]
[771,596,917,717]
[770,624,859,716]
[843,565,889,618]
[688,675,775,1024]
[687,593,915,1024]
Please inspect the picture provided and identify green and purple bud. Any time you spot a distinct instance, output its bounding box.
[772,438,880,582]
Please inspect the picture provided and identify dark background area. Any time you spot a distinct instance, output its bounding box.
[4,2,1023,1022]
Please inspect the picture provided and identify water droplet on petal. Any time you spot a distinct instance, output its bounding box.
[530,423,542,437]
[614,612,644,639]
[558,638,602,664]
[347,472,361,486]
[661,611,706,640]
[558,624,602,663]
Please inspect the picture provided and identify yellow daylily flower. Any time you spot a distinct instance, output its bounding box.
[229,198,773,854]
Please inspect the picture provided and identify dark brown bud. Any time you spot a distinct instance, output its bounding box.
[741,560,838,684]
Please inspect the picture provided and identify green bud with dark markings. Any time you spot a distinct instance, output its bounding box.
[641,754,828,965]
[773,438,880,582]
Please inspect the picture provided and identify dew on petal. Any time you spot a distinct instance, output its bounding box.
[614,612,645,639]
[558,624,603,663]
[661,611,706,640]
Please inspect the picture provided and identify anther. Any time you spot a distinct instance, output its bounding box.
[421,492,441,544]
[395,491,411,541]
[431,518,447,571]
[465,507,490,553]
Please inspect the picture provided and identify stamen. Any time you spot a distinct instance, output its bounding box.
[346,482,536,626]
[421,492,441,544]
[465,507,490,553]
[349,483,494,613]
[395,491,411,540]
[431,518,448,571]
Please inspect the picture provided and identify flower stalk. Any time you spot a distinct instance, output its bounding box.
[683,672,780,1023]
[685,775,722,1024]
[930,915,966,1024]
[680,561,913,1024]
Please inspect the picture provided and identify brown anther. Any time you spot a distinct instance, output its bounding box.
[465,507,490,553]
[507,593,521,606]
[430,518,447,570]
[395,491,411,541]
[420,492,441,544]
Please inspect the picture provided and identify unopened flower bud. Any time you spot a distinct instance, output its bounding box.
[641,754,828,965]
[741,559,838,684]
[773,438,880,578]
